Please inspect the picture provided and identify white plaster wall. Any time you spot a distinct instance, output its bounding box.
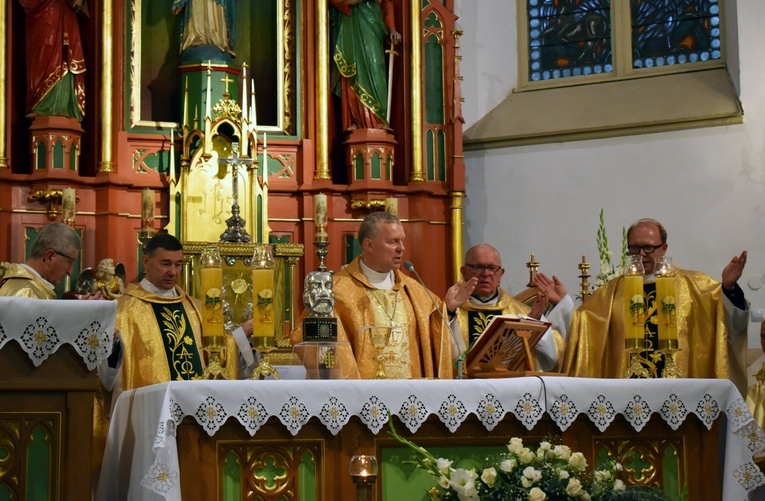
[455,0,765,349]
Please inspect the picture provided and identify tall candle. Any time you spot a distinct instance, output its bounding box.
[205,61,212,120]
[200,267,223,339]
[62,187,76,226]
[250,80,257,129]
[183,76,189,128]
[623,275,644,341]
[141,188,155,233]
[655,276,677,341]
[169,129,175,181]
[385,197,398,216]
[240,64,248,157]
[314,193,328,237]
[252,268,275,339]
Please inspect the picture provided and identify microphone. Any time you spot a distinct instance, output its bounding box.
[403,260,466,378]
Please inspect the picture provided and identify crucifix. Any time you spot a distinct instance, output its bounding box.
[219,142,253,243]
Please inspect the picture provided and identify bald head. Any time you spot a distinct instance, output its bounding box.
[462,243,504,298]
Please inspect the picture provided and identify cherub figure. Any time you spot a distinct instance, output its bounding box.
[76,258,126,300]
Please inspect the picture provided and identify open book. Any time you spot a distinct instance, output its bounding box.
[464,314,552,378]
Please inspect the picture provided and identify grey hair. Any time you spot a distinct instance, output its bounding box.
[29,222,81,259]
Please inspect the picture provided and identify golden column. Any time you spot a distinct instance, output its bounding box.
[98,0,115,173]
[451,192,465,283]
[315,0,331,180]
[0,0,7,168]
[408,0,424,182]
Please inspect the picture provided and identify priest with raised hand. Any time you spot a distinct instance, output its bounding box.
[449,243,570,372]
[543,218,748,393]
[291,211,476,379]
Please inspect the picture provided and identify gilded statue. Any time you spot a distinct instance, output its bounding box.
[76,258,126,299]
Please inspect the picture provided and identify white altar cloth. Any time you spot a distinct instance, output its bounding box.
[0,296,116,370]
[96,377,765,500]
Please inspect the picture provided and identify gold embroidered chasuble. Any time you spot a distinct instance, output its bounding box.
[456,289,565,363]
[115,283,239,390]
[0,263,56,299]
[563,269,745,390]
[297,257,453,379]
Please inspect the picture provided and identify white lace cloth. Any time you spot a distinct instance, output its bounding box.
[96,378,765,501]
[0,296,116,370]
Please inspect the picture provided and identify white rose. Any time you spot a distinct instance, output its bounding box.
[554,445,572,460]
[594,470,611,482]
[566,478,585,497]
[568,452,588,471]
[507,437,524,454]
[528,487,547,501]
[436,458,452,474]
[523,466,542,482]
[500,458,517,472]
[558,469,570,480]
[518,447,536,464]
[615,462,623,472]
[613,479,626,492]
[481,467,497,487]
[522,476,532,488]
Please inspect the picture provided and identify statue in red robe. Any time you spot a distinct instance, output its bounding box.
[20,0,87,121]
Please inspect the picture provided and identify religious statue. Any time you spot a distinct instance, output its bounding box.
[172,0,236,61]
[75,258,126,300]
[20,0,88,121]
[302,271,337,342]
[329,0,401,131]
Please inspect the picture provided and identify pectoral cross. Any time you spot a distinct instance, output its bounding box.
[218,143,254,243]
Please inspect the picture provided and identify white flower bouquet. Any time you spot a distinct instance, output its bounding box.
[389,418,670,501]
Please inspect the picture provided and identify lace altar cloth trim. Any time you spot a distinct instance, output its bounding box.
[0,296,116,370]
[100,378,764,500]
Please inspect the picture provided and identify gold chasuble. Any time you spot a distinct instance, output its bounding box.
[563,269,741,387]
[293,257,453,379]
[0,263,56,299]
[115,283,238,389]
[456,290,565,367]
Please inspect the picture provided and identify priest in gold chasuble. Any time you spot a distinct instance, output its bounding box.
[451,244,568,372]
[0,222,82,299]
[562,219,748,394]
[291,212,476,379]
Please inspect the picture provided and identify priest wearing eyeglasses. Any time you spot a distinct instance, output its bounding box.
[546,218,749,393]
[0,222,83,299]
[449,243,572,372]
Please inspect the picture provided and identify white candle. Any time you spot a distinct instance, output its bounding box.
[314,193,328,237]
[62,187,76,225]
[141,189,155,233]
[183,76,189,128]
[250,80,257,130]
[240,65,248,157]
[385,197,398,216]
[205,61,212,120]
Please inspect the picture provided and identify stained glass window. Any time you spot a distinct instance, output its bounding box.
[632,0,721,68]
[528,0,613,81]
[527,0,723,82]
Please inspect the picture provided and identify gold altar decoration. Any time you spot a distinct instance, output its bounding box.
[623,255,650,378]
[181,241,303,365]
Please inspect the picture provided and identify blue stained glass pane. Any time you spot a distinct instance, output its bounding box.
[632,0,722,70]
[528,0,612,81]
[532,61,541,70]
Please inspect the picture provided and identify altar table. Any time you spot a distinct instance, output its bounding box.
[96,377,765,500]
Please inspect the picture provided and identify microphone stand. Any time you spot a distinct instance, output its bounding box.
[403,260,464,379]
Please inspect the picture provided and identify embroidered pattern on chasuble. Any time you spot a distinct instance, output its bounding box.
[149,302,204,381]
[636,282,667,377]
[367,289,411,379]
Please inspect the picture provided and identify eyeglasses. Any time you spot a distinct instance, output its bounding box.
[53,250,77,263]
[464,263,502,274]
[627,244,663,255]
